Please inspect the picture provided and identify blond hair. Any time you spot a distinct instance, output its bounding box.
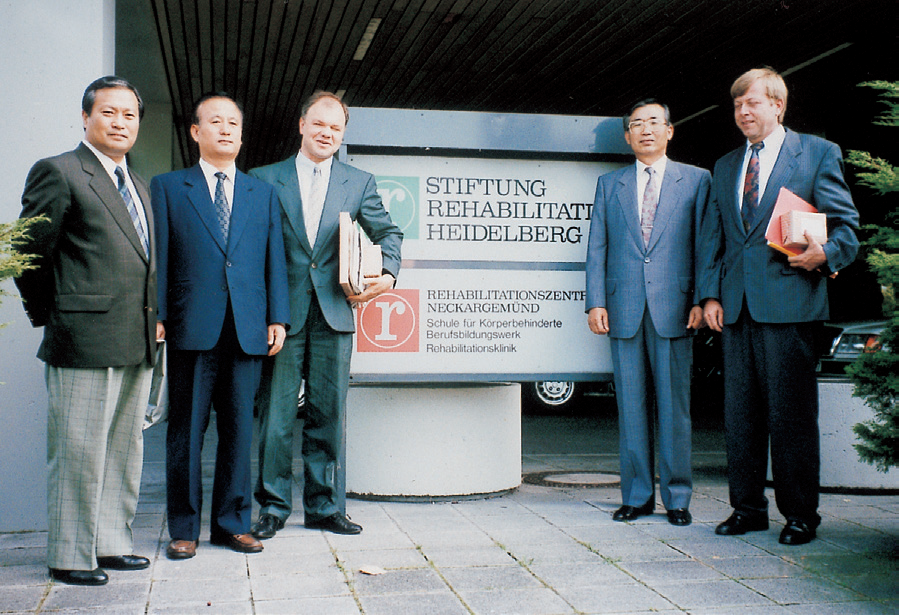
[731,67,788,123]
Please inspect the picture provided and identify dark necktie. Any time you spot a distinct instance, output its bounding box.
[741,142,764,231]
[115,166,149,257]
[214,171,230,242]
[640,167,658,248]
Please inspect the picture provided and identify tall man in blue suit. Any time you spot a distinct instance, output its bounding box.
[153,93,290,559]
[249,91,402,539]
[700,68,859,545]
[586,99,711,527]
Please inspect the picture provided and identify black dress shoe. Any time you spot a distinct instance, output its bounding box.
[251,513,285,540]
[666,508,692,526]
[715,511,769,535]
[612,501,654,522]
[96,555,150,571]
[779,519,816,545]
[49,568,109,586]
[306,513,362,535]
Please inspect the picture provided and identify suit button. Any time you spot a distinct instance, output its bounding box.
[307,289,313,295]
[644,257,651,263]
[221,285,228,291]
[226,261,232,267]
[311,263,317,269]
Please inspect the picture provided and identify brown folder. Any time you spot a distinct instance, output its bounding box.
[338,212,382,297]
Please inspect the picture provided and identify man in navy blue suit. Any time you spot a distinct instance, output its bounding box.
[153,93,290,558]
[586,99,711,527]
[700,68,859,545]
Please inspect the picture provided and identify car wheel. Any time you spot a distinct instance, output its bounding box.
[524,381,580,412]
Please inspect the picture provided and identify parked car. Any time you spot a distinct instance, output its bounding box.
[817,320,887,376]
[521,380,614,413]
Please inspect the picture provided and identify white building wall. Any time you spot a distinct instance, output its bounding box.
[0,0,116,531]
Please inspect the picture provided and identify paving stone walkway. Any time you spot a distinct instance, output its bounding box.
[1,415,896,614]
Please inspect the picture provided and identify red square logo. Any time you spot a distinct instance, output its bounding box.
[356,289,419,352]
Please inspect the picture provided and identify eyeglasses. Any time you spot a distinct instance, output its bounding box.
[628,119,668,133]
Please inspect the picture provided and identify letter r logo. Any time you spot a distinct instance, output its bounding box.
[357,289,419,352]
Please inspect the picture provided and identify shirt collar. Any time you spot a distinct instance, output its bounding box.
[746,123,786,154]
[295,151,333,175]
[636,155,667,177]
[198,157,236,182]
[82,140,125,177]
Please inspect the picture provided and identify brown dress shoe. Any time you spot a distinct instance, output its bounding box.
[166,540,197,560]
[210,533,264,553]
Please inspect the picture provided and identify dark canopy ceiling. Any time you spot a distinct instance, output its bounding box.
[147,0,897,170]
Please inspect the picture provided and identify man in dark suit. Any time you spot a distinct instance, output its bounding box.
[586,99,711,527]
[249,91,402,539]
[15,76,158,586]
[152,93,290,559]
[700,68,859,545]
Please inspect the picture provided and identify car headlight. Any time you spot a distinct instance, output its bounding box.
[833,333,881,361]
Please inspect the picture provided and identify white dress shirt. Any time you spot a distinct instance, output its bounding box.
[198,158,236,212]
[737,123,786,210]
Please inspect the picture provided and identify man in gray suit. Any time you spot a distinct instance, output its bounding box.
[249,91,403,538]
[15,76,159,585]
[586,99,711,527]
[701,68,859,545]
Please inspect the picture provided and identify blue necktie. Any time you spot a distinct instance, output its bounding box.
[214,171,230,242]
[741,142,764,231]
[115,166,149,257]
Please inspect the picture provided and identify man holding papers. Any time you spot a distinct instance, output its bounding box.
[249,91,402,539]
[699,68,860,545]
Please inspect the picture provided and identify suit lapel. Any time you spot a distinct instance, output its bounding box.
[77,144,149,263]
[227,171,253,254]
[646,161,683,251]
[311,160,349,258]
[132,173,153,263]
[614,167,645,250]
[718,148,745,236]
[275,159,313,255]
[185,165,227,254]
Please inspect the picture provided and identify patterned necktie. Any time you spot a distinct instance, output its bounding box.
[214,171,230,242]
[741,142,764,231]
[640,167,658,248]
[305,165,326,247]
[115,166,149,257]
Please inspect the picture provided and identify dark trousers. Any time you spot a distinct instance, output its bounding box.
[721,306,821,527]
[166,303,262,540]
[255,295,353,522]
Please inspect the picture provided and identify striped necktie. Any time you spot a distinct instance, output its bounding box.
[305,165,326,247]
[115,166,149,257]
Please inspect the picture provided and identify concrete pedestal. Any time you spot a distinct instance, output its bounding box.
[818,378,898,490]
[765,378,898,491]
[346,383,521,499]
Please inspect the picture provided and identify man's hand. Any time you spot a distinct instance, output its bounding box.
[156,321,166,341]
[703,299,724,332]
[687,305,706,330]
[788,231,828,271]
[587,307,610,335]
[347,273,395,307]
[267,323,286,356]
